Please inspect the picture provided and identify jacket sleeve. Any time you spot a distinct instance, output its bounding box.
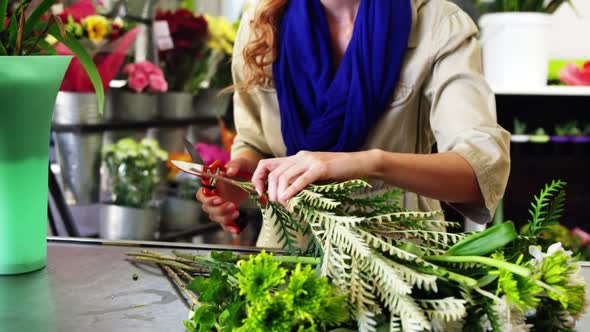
[423,5,511,224]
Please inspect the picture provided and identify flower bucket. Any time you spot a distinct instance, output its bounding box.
[53,92,103,205]
[161,197,203,232]
[0,56,71,275]
[479,13,551,89]
[193,88,232,118]
[99,205,160,240]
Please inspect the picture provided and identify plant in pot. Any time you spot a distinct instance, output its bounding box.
[193,14,239,118]
[475,0,575,89]
[572,123,590,156]
[529,127,551,155]
[155,8,209,119]
[551,121,578,155]
[511,117,529,155]
[0,0,103,275]
[51,0,139,205]
[100,138,168,240]
[110,60,169,122]
[161,152,203,233]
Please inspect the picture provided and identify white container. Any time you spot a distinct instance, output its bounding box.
[479,13,552,89]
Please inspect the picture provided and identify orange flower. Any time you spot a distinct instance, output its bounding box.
[166,152,192,180]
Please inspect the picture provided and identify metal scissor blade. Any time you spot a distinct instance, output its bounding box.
[183,138,203,164]
[170,160,255,193]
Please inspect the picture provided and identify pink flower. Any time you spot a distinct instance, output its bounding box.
[136,61,164,76]
[559,62,590,86]
[572,227,590,247]
[148,74,168,93]
[128,70,149,93]
[195,143,230,166]
[123,63,137,75]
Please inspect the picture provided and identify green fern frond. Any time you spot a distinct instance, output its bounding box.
[295,189,342,211]
[310,179,372,194]
[295,208,365,228]
[376,229,464,248]
[367,211,443,224]
[262,203,299,254]
[526,180,567,237]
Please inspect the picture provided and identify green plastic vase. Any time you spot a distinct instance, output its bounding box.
[0,56,72,275]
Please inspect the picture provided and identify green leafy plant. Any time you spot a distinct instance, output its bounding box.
[555,121,580,137]
[129,179,587,332]
[102,138,168,208]
[0,0,104,112]
[475,0,575,14]
[513,118,527,135]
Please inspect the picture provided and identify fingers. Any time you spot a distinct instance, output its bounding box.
[195,188,240,234]
[281,168,322,203]
[276,163,307,206]
[251,157,285,196]
[225,158,244,177]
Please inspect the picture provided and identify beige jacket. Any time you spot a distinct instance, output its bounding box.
[231,0,511,248]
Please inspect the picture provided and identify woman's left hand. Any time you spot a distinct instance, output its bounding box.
[251,150,377,206]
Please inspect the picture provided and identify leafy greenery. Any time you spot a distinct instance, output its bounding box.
[555,121,580,137]
[0,0,104,113]
[475,0,575,14]
[130,179,587,332]
[513,118,527,135]
[102,138,168,208]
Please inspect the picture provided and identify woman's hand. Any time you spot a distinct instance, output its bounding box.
[196,157,258,234]
[252,150,377,206]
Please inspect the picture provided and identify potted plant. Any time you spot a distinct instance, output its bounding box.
[100,138,168,240]
[511,117,529,155]
[551,121,578,155]
[110,60,168,122]
[193,14,239,119]
[572,123,590,156]
[476,0,574,89]
[155,8,209,120]
[51,0,139,205]
[529,127,550,154]
[161,172,203,233]
[0,0,103,275]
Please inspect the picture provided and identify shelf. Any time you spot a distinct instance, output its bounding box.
[494,86,590,97]
[52,116,218,133]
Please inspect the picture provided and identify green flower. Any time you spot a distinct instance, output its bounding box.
[236,295,296,332]
[236,251,287,302]
[492,253,542,312]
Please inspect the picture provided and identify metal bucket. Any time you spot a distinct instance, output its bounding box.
[193,88,232,118]
[103,90,157,147]
[160,197,203,232]
[99,205,160,240]
[149,92,193,153]
[52,92,103,205]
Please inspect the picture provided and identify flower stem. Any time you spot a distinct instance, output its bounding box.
[271,255,321,265]
[424,255,531,278]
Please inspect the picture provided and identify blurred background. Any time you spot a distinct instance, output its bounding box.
[40,0,590,254]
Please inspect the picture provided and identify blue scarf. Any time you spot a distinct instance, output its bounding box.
[273,0,412,155]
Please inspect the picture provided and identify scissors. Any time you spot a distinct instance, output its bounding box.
[177,138,253,233]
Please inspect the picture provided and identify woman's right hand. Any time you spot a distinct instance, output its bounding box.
[196,157,258,234]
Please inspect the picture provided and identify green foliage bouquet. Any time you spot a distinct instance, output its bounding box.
[130,179,587,331]
[102,138,168,208]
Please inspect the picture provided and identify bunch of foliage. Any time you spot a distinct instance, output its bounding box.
[131,179,587,331]
[102,138,167,208]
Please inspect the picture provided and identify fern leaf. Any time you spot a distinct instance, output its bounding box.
[331,224,372,259]
[310,179,372,194]
[420,297,467,321]
[378,229,464,248]
[389,260,438,292]
[368,211,443,224]
[295,189,341,211]
[527,180,566,236]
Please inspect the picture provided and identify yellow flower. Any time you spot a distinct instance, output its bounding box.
[204,14,238,55]
[83,15,110,43]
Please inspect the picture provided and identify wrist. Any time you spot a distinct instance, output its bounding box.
[361,149,385,179]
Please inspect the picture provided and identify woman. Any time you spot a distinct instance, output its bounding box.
[197,0,511,248]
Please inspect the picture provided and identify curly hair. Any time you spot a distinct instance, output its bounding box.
[238,0,288,90]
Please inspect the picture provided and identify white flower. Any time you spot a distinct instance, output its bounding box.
[528,242,572,267]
